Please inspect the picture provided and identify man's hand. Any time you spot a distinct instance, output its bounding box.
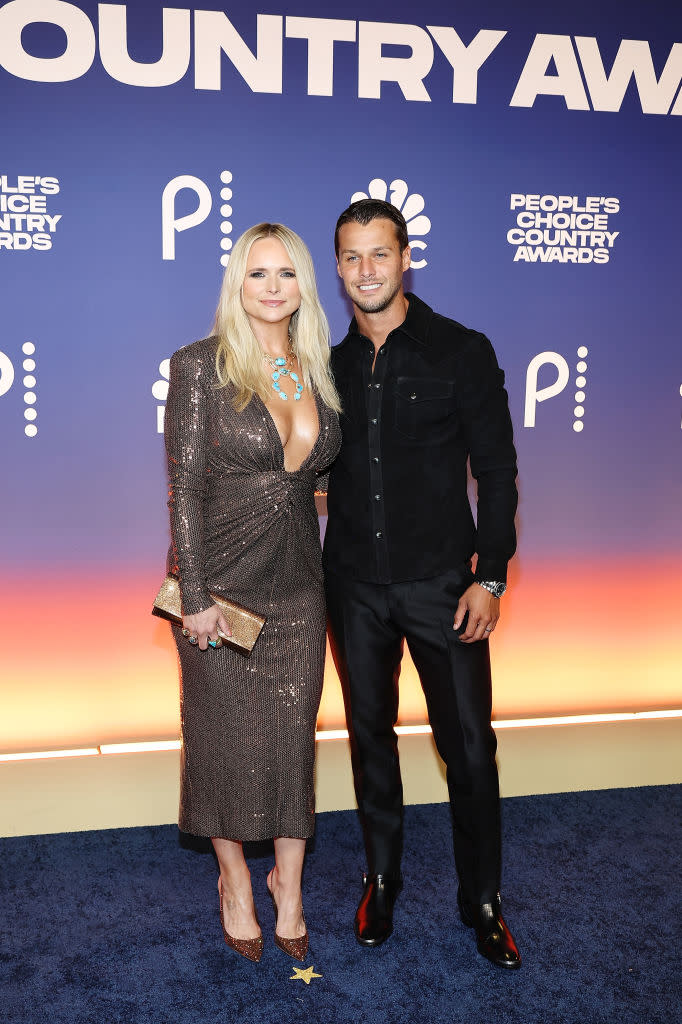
[453,583,500,643]
[182,605,232,650]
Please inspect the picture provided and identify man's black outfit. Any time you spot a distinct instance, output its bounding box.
[323,293,519,964]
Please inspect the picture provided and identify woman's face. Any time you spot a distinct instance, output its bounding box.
[241,237,301,332]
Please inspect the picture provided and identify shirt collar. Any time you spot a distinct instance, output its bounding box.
[347,292,434,346]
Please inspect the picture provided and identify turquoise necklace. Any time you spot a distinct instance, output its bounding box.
[262,344,304,401]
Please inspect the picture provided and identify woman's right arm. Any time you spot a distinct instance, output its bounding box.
[165,346,232,648]
[164,346,214,617]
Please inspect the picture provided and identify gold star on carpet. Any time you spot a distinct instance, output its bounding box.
[290,965,322,985]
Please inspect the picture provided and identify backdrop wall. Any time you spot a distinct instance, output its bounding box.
[1,0,680,754]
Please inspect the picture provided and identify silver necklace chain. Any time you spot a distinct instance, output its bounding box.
[262,344,304,402]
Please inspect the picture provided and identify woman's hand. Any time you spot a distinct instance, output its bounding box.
[182,605,232,650]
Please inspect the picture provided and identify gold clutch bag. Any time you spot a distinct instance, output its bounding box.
[152,575,266,656]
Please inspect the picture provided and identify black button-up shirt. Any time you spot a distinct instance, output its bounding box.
[323,293,518,584]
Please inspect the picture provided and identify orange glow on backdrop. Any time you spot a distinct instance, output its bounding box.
[1,558,680,754]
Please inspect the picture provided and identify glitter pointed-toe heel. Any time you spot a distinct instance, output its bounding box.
[218,877,264,963]
[267,870,309,962]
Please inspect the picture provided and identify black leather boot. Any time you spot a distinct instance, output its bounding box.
[457,887,521,969]
[354,873,403,947]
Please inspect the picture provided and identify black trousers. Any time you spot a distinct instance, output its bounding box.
[325,564,502,904]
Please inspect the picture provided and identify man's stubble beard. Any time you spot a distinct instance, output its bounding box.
[350,279,403,315]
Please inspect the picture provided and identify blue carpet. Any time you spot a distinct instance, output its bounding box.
[1,786,680,1024]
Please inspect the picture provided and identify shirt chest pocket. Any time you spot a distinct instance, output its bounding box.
[393,376,457,440]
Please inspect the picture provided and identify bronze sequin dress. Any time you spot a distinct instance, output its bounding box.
[164,336,341,840]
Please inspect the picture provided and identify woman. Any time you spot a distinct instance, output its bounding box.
[164,223,341,963]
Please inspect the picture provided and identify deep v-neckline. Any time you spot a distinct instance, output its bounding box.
[258,390,322,474]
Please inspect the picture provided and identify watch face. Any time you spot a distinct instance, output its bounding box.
[478,581,506,598]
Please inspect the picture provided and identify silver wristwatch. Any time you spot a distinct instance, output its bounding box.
[476,580,506,598]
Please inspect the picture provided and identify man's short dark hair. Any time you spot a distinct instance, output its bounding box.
[334,199,409,257]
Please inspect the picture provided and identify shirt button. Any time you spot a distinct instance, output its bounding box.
[374,494,381,501]
[375,530,383,539]
[374,383,381,389]
[370,418,378,425]
[410,393,417,400]
[372,457,379,463]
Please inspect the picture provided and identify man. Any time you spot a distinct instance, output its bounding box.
[323,199,521,969]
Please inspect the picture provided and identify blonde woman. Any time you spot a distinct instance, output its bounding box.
[164,224,341,963]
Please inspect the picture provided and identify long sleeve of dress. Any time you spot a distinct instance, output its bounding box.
[164,345,214,616]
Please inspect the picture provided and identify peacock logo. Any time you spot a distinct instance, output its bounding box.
[152,358,171,433]
[0,342,38,438]
[350,179,431,269]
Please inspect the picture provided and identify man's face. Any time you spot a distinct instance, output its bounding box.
[336,218,411,315]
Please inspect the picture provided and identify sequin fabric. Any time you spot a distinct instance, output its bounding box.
[164,336,341,840]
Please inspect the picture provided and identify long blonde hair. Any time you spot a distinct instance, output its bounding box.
[213,223,341,413]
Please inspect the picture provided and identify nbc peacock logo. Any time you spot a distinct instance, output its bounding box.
[350,179,431,269]
[152,358,170,433]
